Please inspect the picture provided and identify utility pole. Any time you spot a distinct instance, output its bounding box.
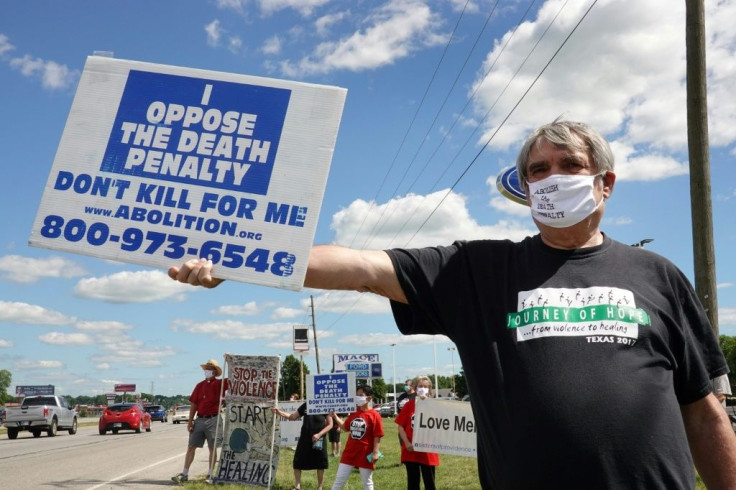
[433,337,439,398]
[686,0,719,335]
[448,347,456,395]
[310,295,321,373]
[299,354,304,400]
[391,343,397,403]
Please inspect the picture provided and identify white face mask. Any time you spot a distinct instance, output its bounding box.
[354,395,368,406]
[527,173,604,228]
[204,369,214,379]
[416,387,429,398]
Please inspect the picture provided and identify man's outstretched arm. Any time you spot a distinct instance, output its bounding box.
[681,393,736,489]
[168,245,407,304]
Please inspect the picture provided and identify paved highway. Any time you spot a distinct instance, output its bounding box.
[0,418,216,488]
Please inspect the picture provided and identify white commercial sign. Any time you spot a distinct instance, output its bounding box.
[30,56,347,291]
[332,354,379,377]
[293,325,309,352]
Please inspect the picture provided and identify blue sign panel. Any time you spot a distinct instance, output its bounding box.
[371,363,382,378]
[346,363,369,371]
[101,70,291,195]
[496,166,528,206]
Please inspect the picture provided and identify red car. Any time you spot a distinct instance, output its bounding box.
[99,402,152,435]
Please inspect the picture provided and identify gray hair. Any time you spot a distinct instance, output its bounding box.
[515,118,614,188]
[412,375,432,390]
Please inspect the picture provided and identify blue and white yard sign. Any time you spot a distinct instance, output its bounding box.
[29,56,347,290]
[305,373,356,415]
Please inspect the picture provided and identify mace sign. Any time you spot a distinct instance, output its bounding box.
[332,354,379,376]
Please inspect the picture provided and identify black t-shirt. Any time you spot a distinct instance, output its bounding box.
[396,391,415,413]
[387,234,727,489]
[297,402,327,438]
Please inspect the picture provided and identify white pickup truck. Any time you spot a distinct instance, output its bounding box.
[2,395,78,439]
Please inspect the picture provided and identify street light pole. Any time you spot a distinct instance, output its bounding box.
[448,347,456,395]
[432,337,438,398]
[391,343,397,405]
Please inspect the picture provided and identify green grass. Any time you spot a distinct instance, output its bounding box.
[1,418,708,488]
[182,419,481,489]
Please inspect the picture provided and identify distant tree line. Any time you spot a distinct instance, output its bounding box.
[275,355,470,402]
[11,333,736,407]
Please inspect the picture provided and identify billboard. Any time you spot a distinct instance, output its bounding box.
[114,383,136,392]
[15,385,55,396]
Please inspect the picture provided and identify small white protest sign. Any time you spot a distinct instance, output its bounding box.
[274,401,303,447]
[412,397,477,458]
[29,56,347,291]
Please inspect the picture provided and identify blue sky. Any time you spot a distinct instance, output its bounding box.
[1,0,735,398]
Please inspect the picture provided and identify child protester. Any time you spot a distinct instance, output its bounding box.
[395,376,440,490]
[329,385,384,490]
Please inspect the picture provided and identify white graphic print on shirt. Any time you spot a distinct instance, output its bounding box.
[350,417,367,439]
[508,287,651,344]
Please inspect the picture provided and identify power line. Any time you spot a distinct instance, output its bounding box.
[406,0,599,245]
[346,0,474,249]
[316,0,599,330]
[362,0,503,249]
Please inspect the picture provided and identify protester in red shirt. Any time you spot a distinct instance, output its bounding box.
[329,385,384,489]
[395,376,440,490]
[172,359,229,484]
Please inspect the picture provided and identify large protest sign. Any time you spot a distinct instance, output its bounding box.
[29,56,347,291]
[306,372,356,415]
[412,398,477,458]
[215,355,280,487]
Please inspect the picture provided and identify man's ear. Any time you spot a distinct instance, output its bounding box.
[602,171,616,199]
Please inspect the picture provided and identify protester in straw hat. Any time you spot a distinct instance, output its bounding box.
[172,359,228,484]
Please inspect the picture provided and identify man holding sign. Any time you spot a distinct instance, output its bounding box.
[170,119,736,488]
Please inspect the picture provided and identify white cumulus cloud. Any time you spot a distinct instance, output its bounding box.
[38,332,93,345]
[74,270,193,303]
[0,301,76,326]
[0,255,87,283]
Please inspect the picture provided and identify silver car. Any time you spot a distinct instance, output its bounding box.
[171,405,190,424]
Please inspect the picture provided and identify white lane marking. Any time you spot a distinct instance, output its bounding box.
[87,452,186,489]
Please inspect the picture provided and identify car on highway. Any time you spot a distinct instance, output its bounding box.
[379,401,396,417]
[99,402,151,435]
[2,395,77,439]
[171,405,191,424]
[144,404,168,422]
